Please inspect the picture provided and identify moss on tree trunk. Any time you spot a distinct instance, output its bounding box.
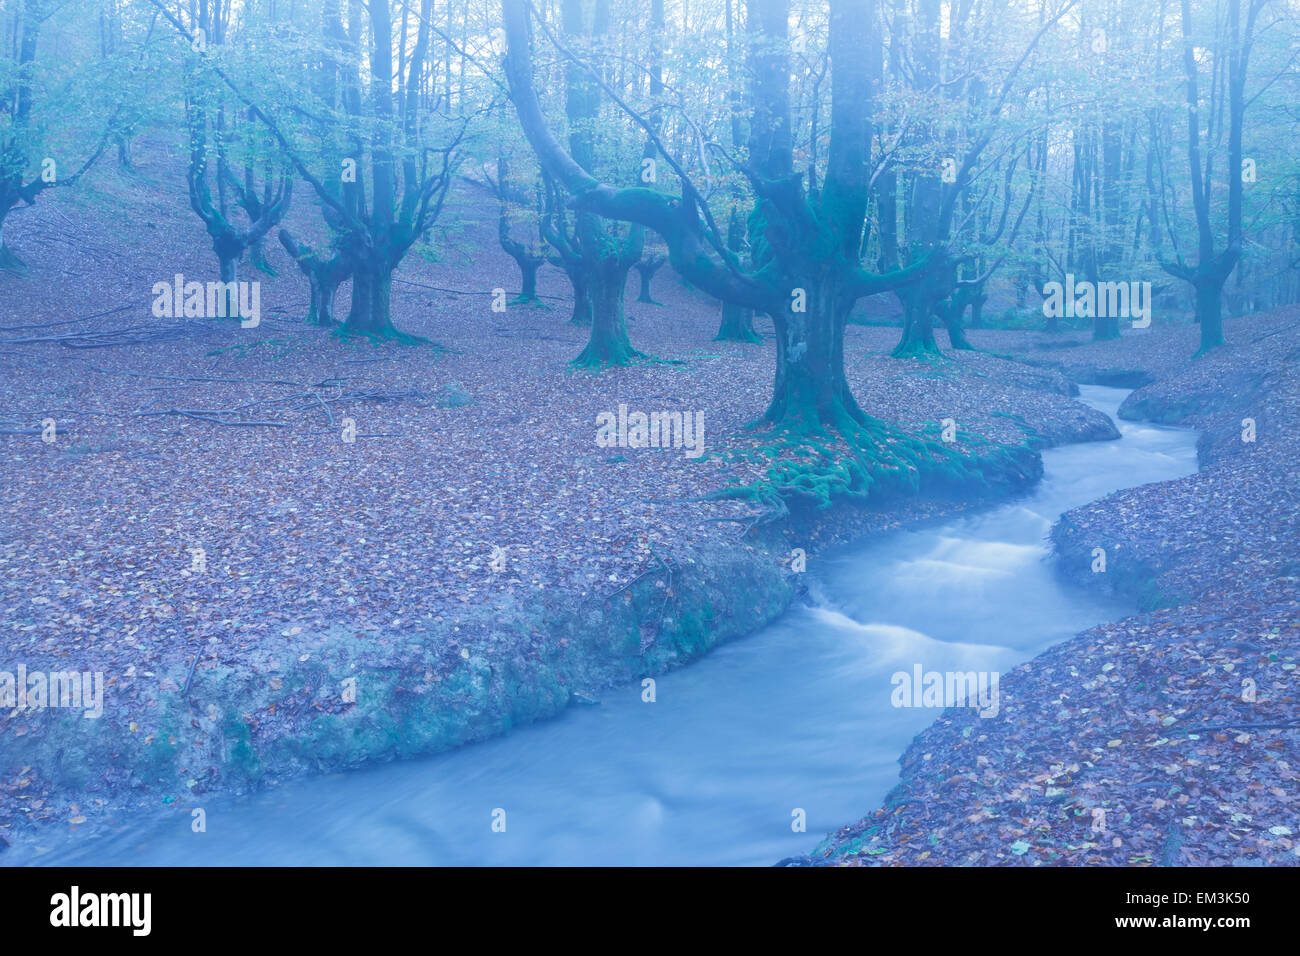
[337,258,423,343]
[893,286,940,357]
[572,262,640,367]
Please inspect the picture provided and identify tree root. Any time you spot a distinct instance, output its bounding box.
[711,407,1039,512]
[332,324,430,346]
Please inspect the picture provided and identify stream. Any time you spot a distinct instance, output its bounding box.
[11,385,1199,866]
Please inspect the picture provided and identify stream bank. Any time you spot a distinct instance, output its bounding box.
[4,385,1185,865]
[810,309,1300,866]
[2,348,1113,855]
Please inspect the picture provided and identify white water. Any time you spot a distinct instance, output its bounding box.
[10,386,1198,866]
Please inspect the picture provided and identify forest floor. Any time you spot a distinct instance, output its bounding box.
[809,311,1300,866]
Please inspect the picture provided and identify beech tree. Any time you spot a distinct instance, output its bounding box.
[505,0,981,502]
[491,156,549,305]
[873,0,1071,356]
[0,0,149,269]
[152,0,470,341]
[540,0,654,366]
[633,245,666,304]
[320,0,466,339]
[278,228,351,326]
[1157,0,1265,354]
[180,2,293,298]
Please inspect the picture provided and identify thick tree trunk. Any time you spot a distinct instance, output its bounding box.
[634,256,664,304]
[517,258,540,303]
[940,300,975,350]
[214,253,241,318]
[568,271,592,326]
[893,286,940,357]
[764,280,864,427]
[716,303,762,343]
[1195,275,1225,353]
[340,258,405,339]
[573,262,638,366]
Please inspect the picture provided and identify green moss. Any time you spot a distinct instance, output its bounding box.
[221,712,263,783]
[713,404,1037,513]
[437,382,474,408]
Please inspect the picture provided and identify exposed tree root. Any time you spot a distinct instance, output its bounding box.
[890,338,944,360]
[332,324,430,347]
[710,406,1039,513]
[570,340,644,368]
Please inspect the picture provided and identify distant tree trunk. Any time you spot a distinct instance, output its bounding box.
[634,253,665,304]
[541,188,590,325]
[1093,308,1120,341]
[894,284,940,356]
[1157,0,1256,356]
[715,207,761,342]
[560,0,645,367]
[716,304,761,342]
[496,157,548,305]
[886,0,946,358]
[938,292,975,350]
[502,237,546,305]
[568,272,592,325]
[279,229,350,326]
[713,0,761,345]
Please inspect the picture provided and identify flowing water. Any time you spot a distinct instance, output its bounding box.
[10,386,1198,866]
